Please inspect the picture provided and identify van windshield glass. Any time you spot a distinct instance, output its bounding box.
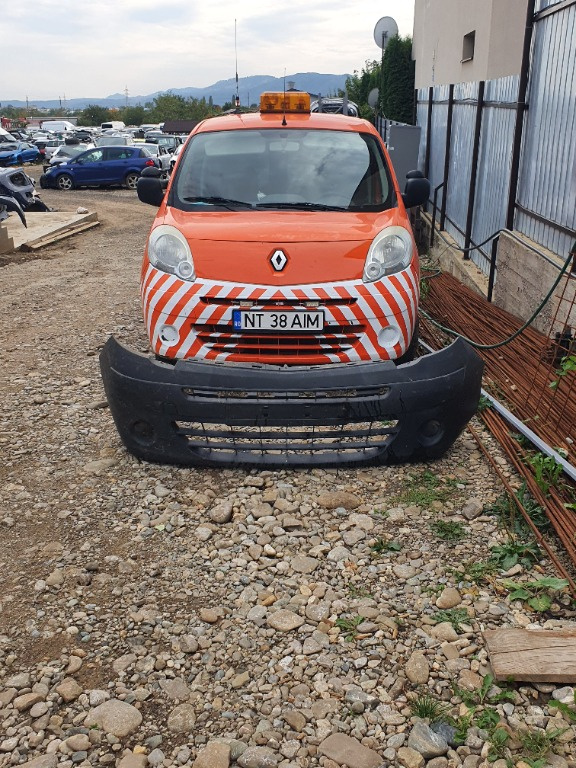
[172,129,394,212]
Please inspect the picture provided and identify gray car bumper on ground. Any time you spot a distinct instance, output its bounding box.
[99,336,484,467]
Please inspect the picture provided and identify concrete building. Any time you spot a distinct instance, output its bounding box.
[412,0,529,88]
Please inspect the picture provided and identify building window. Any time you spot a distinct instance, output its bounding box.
[462,31,475,63]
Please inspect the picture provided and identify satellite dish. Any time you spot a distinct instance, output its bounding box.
[374,16,399,49]
[368,88,379,109]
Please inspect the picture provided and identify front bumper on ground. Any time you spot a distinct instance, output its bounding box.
[99,336,484,467]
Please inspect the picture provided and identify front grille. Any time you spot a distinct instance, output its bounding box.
[196,323,365,358]
[172,420,399,465]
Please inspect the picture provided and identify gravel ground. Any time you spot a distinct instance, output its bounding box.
[1,169,576,768]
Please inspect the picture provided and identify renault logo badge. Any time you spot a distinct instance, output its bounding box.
[270,249,288,271]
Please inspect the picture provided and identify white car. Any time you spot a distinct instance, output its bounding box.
[138,142,172,173]
[47,143,94,168]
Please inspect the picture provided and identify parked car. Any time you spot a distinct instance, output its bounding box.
[310,98,359,117]
[72,129,94,142]
[146,134,183,153]
[39,138,66,160]
[96,134,134,147]
[46,143,94,170]
[169,142,184,173]
[39,145,157,190]
[138,143,172,173]
[0,142,41,166]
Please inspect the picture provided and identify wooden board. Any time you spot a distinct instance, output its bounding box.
[484,628,576,682]
[20,219,100,251]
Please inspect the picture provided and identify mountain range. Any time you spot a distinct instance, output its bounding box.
[1,73,350,111]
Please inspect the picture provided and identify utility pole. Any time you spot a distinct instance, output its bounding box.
[125,86,129,107]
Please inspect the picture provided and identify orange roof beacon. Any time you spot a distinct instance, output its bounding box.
[100,93,483,466]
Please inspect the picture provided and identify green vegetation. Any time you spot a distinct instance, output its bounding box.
[371,538,402,554]
[432,607,470,631]
[409,693,450,721]
[525,451,565,495]
[344,36,415,123]
[489,539,542,570]
[395,469,457,507]
[518,727,566,762]
[500,576,570,612]
[430,520,467,541]
[550,354,576,389]
[448,558,498,585]
[335,615,363,642]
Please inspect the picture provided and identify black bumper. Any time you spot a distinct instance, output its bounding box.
[99,336,484,467]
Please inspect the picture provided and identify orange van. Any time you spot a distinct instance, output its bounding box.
[100,92,483,466]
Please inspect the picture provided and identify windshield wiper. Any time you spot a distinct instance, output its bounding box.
[255,201,347,211]
[182,195,254,209]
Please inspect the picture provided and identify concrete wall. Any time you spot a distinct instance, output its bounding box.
[413,0,528,88]
[419,215,575,339]
[493,231,576,337]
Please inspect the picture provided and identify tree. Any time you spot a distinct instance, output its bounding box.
[344,60,381,120]
[381,36,415,124]
[78,104,112,126]
[122,106,146,126]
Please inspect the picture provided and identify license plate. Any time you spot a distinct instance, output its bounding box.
[233,309,324,332]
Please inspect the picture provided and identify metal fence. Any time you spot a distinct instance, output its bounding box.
[416,0,576,274]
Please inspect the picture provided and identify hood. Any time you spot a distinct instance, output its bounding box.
[157,206,408,285]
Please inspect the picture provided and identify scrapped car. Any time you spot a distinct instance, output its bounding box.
[169,142,183,173]
[311,97,360,117]
[45,143,94,171]
[39,145,157,190]
[138,143,172,173]
[0,141,41,166]
[100,92,483,467]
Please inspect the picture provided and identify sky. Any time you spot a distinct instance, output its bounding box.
[1,0,415,102]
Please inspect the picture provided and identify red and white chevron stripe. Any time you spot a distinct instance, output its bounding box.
[141,264,419,364]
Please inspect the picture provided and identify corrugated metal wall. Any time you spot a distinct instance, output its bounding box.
[515,0,576,257]
[416,0,576,273]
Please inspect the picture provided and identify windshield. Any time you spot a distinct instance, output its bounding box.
[59,146,84,157]
[171,128,394,212]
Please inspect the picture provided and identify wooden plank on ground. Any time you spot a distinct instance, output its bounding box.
[20,219,100,251]
[484,628,576,682]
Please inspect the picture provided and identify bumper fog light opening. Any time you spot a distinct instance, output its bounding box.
[131,419,155,445]
[418,419,444,447]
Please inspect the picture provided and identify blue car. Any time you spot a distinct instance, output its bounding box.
[0,142,41,167]
[39,145,158,190]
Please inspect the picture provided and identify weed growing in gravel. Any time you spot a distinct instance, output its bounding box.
[548,689,576,722]
[448,558,498,585]
[394,469,456,507]
[432,607,470,631]
[430,520,467,541]
[335,615,363,641]
[347,585,373,599]
[409,693,451,721]
[484,484,551,536]
[525,450,566,495]
[486,726,510,763]
[477,394,493,412]
[371,538,402,555]
[489,538,542,570]
[500,576,570,612]
[454,674,516,708]
[518,727,566,762]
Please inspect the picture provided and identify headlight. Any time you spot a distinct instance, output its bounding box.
[363,226,414,283]
[147,225,196,281]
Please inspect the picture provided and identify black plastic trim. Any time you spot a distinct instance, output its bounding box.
[99,336,484,467]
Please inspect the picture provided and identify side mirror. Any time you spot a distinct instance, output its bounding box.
[402,170,430,209]
[137,166,165,206]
